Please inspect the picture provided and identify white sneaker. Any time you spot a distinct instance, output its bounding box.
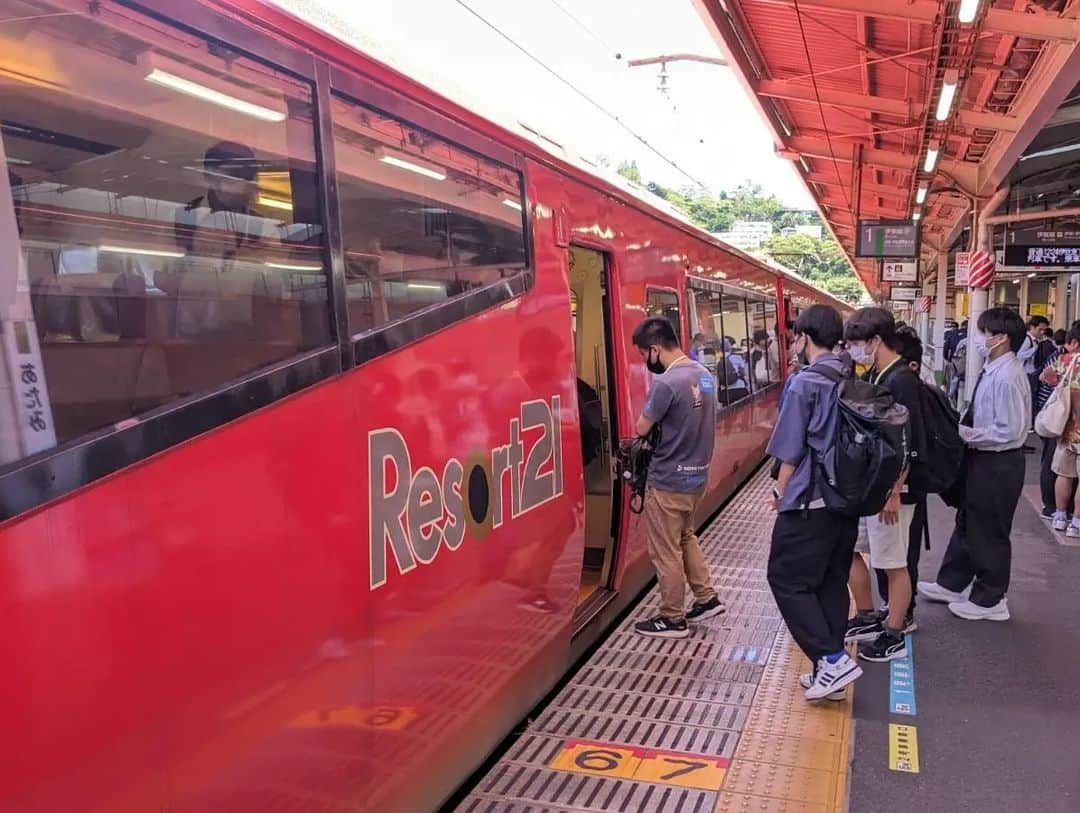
[916,580,971,604]
[1052,513,1069,532]
[948,598,1010,621]
[805,654,862,700]
[799,672,846,701]
[1068,524,1080,539]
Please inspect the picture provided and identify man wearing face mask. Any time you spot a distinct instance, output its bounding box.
[842,309,924,662]
[767,305,863,700]
[918,308,1030,621]
[630,316,724,638]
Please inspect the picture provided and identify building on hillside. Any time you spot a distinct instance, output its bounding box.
[713,220,774,251]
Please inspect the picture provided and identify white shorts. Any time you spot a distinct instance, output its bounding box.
[857,504,915,570]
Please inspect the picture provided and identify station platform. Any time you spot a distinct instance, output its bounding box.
[454,448,1080,812]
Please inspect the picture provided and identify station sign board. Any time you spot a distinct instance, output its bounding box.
[856,219,919,259]
[882,259,918,283]
[954,251,971,286]
[890,286,918,302]
[1004,227,1080,267]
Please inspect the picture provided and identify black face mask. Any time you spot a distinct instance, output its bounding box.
[646,349,666,375]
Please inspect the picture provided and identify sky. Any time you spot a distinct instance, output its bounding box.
[270,0,816,208]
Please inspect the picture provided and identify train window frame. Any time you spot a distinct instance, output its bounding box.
[0,2,533,522]
[686,276,780,412]
[645,286,682,344]
[0,1,341,521]
[325,79,533,364]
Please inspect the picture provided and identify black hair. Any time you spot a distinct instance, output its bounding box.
[977,307,1027,353]
[752,328,769,344]
[632,316,679,350]
[1055,329,1068,346]
[895,325,923,366]
[792,304,843,350]
[1067,327,1080,346]
[843,307,899,350]
[961,320,968,329]
[1028,315,1050,329]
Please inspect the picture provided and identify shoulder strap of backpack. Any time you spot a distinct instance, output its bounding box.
[807,362,844,384]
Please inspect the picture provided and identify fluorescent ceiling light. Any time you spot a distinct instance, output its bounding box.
[924,141,940,173]
[913,211,921,221]
[265,261,323,271]
[100,244,185,259]
[145,68,286,123]
[1027,273,1037,278]
[502,198,523,211]
[916,185,928,204]
[407,282,444,290]
[258,194,293,211]
[378,151,446,181]
[958,0,980,24]
[935,70,959,122]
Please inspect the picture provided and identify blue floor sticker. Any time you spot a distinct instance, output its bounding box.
[889,636,917,716]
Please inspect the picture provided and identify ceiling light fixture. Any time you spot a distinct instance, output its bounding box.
[924,140,940,173]
[378,150,447,181]
[935,70,960,122]
[264,261,323,271]
[145,68,286,122]
[502,198,523,211]
[258,195,293,211]
[407,282,445,291]
[100,244,185,259]
[916,185,928,205]
[958,0,981,24]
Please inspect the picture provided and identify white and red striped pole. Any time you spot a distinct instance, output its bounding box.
[962,191,1006,407]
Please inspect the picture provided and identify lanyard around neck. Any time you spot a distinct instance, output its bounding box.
[871,357,902,386]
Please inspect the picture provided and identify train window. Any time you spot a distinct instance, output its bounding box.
[330,94,528,337]
[0,2,329,466]
[689,289,722,387]
[719,295,750,406]
[646,288,681,341]
[748,301,772,390]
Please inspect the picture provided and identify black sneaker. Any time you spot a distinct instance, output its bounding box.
[845,615,883,643]
[858,631,907,662]
[1041,506,1056,521]
[686,596,726,622]
[634,615,689,639]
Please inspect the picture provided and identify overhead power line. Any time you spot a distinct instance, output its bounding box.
[452,0,708,189]
[545,0,622,59]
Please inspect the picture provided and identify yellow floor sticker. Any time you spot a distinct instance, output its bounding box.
[549,739,728,790]
[888,724,920,773]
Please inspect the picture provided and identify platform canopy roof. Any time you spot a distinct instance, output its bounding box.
[694,0,1080,298]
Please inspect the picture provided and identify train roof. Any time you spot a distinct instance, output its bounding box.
[222,0,854,315]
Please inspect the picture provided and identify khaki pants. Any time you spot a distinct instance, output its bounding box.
[644,487,717,619]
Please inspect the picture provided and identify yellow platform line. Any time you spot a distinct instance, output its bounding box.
[715,632,855,813]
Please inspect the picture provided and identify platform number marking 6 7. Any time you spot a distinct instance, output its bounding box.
[552,740,728,790]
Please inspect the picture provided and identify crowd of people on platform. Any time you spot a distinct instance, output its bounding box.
[627,300,1034,702]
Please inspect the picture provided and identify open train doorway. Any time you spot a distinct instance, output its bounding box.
[568,245,619,611]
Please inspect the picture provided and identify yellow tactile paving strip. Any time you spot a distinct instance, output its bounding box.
[714,630,854,813]
[456,468,855,813]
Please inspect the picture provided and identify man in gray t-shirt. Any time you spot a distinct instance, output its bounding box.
[629,317,724,639]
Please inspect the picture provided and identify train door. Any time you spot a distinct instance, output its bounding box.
[568,246,619,609]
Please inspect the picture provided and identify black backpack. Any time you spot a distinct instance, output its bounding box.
[906,379,963,495]
[808,363,910,517]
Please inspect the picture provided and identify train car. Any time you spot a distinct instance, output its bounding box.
[0,1,852,810]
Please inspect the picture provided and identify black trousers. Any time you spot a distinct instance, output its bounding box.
[937,449,1025,607]
[876,498,926,617]
[769,509,858,663]
[1041,435,1057,513]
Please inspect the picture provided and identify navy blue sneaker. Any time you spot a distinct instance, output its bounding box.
[686,596,726,622]
[634,615,689,639]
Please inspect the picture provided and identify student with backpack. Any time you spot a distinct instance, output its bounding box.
[842,310,932,661]
[766,305,908,699]
[918,308,1031,621]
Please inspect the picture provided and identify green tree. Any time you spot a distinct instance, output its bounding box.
[616,160,642,184]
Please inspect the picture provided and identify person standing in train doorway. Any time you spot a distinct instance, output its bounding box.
[918,307,1030,621]
[630,316,726,638]
[766,304,863,700]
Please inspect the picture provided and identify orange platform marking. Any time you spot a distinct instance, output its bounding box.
[551,739,730,790]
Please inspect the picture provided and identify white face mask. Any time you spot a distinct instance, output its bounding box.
[848,341,876,366]
[973,332,1004,359]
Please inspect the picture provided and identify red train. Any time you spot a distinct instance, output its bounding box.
[0,1,851,810]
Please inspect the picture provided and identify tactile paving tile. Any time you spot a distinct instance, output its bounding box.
[454,468,854,813]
